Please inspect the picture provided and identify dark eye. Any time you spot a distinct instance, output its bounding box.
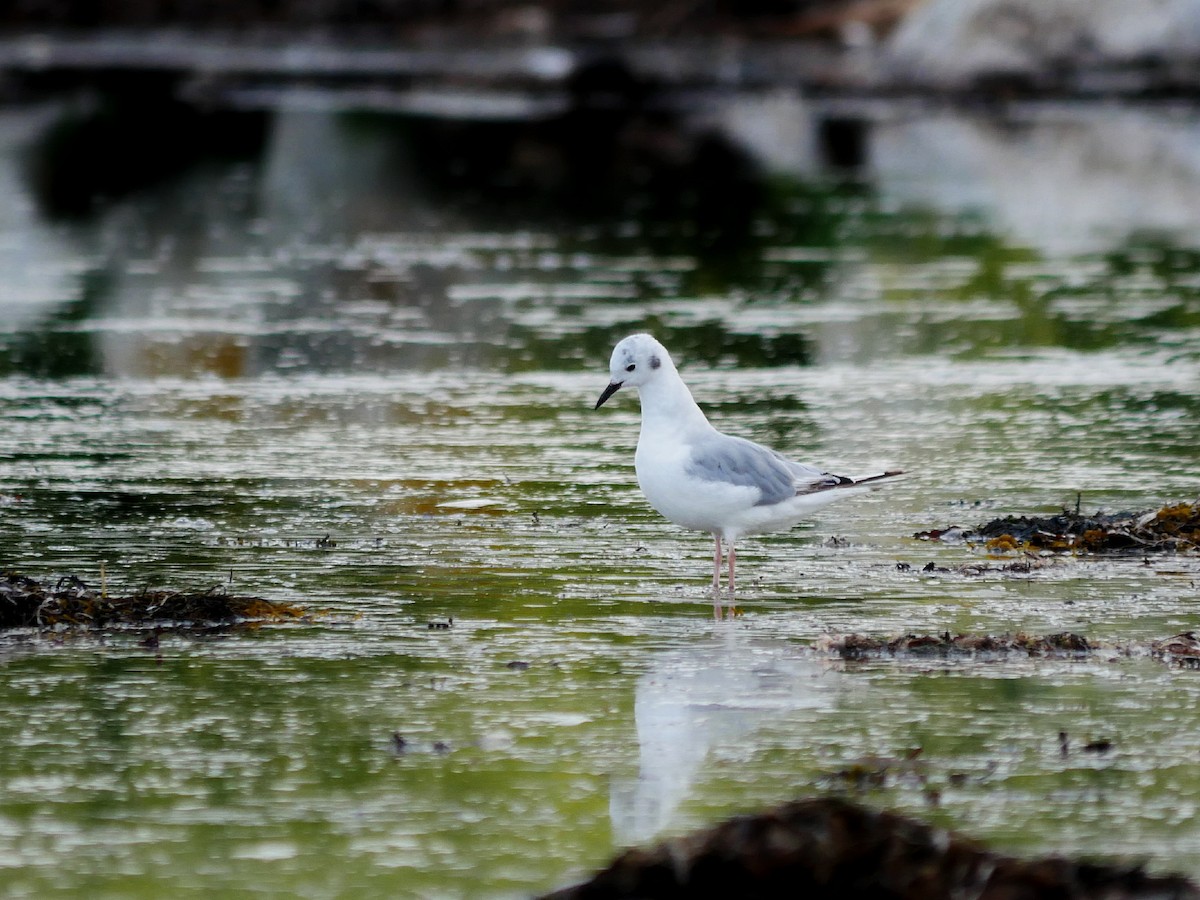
[625,363,636,372]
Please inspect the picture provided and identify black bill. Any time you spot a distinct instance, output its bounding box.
[594,381,622,409]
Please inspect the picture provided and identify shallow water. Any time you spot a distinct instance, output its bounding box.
[1,100,1199,897]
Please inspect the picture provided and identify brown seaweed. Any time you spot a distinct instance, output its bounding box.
[915,500,1200,554]
[816,630,1094,659]
[816,630,1200,669]
[0,572,306,630]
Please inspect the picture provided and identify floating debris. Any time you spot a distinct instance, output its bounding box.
[915,500,1200,554]
[0,572,306,630]
[540,796,1200,899]
[816,631,1093,659]
[899,558,1044,577]
[953,559,1044,576]
[1059,731,1116,757]
[390,733,454,756]
[829,748,927,789]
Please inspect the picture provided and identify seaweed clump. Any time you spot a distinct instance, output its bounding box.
[0,572,305,630]
[819,631,1200,671]
[917,500,1200,554]
[1152,632,1200,669]
[817,631,1092,659]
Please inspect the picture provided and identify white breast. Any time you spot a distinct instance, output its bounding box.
[635,431,760,536]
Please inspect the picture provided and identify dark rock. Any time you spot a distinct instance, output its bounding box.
[541,796,1200,899]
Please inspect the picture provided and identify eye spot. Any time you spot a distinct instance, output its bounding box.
[649,355,661,370]
[625,363,636,372]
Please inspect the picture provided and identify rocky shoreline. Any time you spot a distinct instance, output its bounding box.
[2,0,1200,105]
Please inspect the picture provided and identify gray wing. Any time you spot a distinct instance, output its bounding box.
[685,433,845,506]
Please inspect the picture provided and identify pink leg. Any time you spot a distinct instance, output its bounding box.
[711,535,722,593]
[727,543,737,595]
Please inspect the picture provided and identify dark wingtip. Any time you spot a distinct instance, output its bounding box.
[851,469,905,486]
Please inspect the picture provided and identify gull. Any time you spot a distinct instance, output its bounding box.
[595,333,902,594]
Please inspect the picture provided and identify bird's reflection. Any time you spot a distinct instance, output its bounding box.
[609,628,842,846]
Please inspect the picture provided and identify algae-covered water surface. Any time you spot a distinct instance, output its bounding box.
[1,102,1199,897]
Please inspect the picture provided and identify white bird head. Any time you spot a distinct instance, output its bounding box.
[595,333,674,409]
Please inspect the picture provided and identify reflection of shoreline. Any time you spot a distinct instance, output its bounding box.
[0,109,78,332]
[7,93,1200,381]
[609,631,842,847]
[705,92,1200,255]
[869,104,1200,255]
